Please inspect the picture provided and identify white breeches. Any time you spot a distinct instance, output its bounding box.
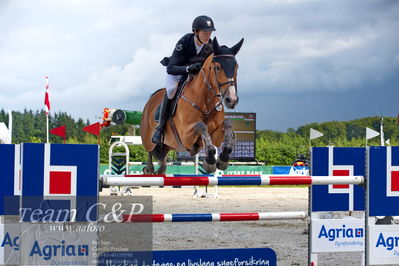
[165,74,181,99]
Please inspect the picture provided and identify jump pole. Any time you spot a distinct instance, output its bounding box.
[123,211,307,223]
[100,174,364,187]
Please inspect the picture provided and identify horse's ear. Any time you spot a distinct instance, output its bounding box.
[212,37,220,54]
[230,38,244,55]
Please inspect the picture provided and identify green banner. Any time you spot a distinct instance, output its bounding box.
[100,164,273,175]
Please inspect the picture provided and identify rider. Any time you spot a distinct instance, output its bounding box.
[152,15,216,144]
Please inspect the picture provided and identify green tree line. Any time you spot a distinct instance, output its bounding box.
[1,109,397,165]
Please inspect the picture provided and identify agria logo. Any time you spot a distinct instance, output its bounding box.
[1,232,19,250]
[318,224,364,241]
[375,233,399,251]
[30,240,89,260]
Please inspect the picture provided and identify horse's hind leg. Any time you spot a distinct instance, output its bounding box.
[155,155,167,175]
[143,152,155,175]
[217,119,235,170]
[152,144,169,175]
[194,122,216,173]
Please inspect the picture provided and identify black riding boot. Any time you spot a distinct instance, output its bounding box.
[152,94,171,144]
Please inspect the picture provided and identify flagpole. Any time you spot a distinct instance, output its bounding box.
[46,115,49,143]
[44,76,51,143]
[380,117,384,146]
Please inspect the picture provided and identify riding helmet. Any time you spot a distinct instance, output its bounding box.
[192,15,216,31]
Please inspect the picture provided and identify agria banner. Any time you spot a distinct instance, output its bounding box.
[311,147,366,212]
[311,219,364,253]
[20,143,99,222]
[368,146,399,265]
[0,144,21,216]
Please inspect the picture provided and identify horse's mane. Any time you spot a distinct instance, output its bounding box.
[150,88,164,98]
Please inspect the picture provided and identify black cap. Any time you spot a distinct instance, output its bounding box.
[192,15,216,31]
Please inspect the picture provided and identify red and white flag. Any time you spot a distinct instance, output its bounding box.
[44,76,50,115]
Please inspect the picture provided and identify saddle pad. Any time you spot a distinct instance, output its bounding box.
[153,75,193,122]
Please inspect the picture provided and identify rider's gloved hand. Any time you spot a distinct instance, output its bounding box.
[186,63,202,74]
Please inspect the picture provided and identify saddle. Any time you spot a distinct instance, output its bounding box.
[154,75,193,122]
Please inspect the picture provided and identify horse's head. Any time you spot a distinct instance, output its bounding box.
[212,37,244,109]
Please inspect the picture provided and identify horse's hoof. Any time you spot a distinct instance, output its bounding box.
[223,144,232,154]
[219,152,230,162]
[203,161,217,173]
[189,149,197,156]
[155,166,166,175]
[208,146,216,157]
[216,159,229,170]
[205,156,216,165]
[143,166,154,175]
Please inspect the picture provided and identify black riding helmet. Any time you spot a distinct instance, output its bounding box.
[192,15,216,32]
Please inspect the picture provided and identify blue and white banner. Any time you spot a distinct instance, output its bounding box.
[0,223,20,265]
[98,248,277,266]
[311,218,364,253]
[19,224,97,265]
[367,146,399,265]
[0,144,21,216]
[311,147,365,212]
[368,224,399,265]
[21,143,99,222]
[272,166,309,175]
[368,146,399,217]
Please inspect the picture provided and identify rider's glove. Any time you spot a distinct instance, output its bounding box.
[186,63,202,74]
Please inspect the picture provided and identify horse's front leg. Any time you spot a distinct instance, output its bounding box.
[194,122,216,173]
[217,119,235,170]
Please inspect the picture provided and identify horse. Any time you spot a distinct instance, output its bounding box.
[140,37,244,174]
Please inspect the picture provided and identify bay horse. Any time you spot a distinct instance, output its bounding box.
[141,37,244,174]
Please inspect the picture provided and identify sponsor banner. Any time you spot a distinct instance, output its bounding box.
[100,164,274,175]
[0,144,21,215]
[0,223,20,265]
[311,147,365,212]
[21,143,99,222]
[368,224,399,265]
[311,219,364,253]
[368,146,399,216]
[272,166,309,175]
[19,223,97,265]
[2,196,153,265]
[98,248,277,266]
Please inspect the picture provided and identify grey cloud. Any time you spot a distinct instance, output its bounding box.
[0,0,398,130]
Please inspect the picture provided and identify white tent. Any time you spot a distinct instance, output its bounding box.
[0,122,11,144]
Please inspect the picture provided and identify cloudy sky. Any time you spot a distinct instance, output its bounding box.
[0,0,398,131]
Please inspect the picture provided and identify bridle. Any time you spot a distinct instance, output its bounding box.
[180,54,237,120]
[213,54,237,92]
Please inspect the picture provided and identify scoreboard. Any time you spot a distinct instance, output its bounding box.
[176,112,256,161]
[225,112,256,161]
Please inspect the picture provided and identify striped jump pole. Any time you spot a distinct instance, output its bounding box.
[100,174,364,187]
[123,211,307,223]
